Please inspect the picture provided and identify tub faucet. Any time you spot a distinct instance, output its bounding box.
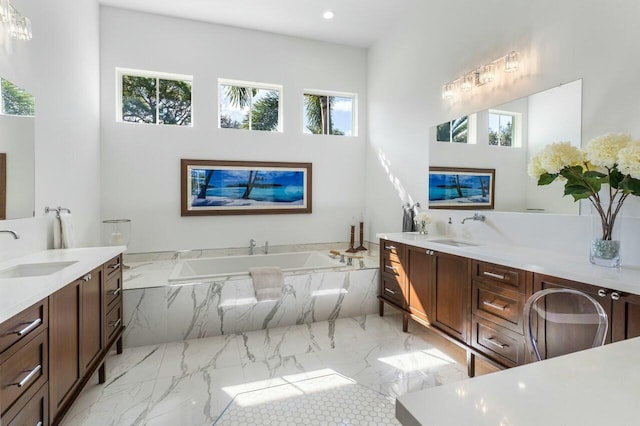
[0,230,19,239]
[461,213,486,224]
[250,239,256,255]
[264,241,269,255]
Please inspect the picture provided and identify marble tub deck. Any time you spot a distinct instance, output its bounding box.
[61,314,469,426]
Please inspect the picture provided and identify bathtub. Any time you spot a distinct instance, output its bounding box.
[168,251,343,282]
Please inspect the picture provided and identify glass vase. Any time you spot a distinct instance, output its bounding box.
[590,203,622,268]
[418,221,429,235]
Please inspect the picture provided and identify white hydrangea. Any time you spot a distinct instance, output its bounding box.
[617,141,640,179]
[533,141,585,175]
[527,155,545,179]
[415,212,432,224]
[585,133,632,168]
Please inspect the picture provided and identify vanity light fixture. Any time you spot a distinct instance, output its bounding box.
[442,51,520,100]
[0,0,31,41]
[323,10,335,20]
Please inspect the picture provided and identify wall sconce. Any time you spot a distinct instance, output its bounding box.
[442,51,520,100]
[0,0,32,41]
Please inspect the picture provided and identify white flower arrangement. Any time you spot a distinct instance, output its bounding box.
[528,133,640,242]
[415,212,433,224]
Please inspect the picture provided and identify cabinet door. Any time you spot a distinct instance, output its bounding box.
[612,292,640,342]
[533,274,613,358]
[433,252,470,343]
[407,246,435,323]
[49,280,82,420]
[81,268,103,372]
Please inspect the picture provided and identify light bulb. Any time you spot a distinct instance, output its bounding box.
[323,10,335,20]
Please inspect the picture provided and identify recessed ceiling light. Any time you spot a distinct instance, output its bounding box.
[323,10,335,20]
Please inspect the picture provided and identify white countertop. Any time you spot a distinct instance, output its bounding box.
[377,232,640,295]
[396,336,640,425]
[0,247,125,323]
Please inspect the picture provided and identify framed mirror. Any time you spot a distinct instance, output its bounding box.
[430,79,582,214]
[0,77,35,219]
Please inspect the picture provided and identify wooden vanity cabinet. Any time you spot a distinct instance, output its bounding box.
[379,240,408,313]
[406,246,435,324]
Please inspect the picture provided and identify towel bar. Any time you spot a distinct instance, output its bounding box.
[44,206,71,218]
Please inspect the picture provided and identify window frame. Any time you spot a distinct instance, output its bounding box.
[302,89,358,137]
[218,78,284,132]
[435,114,476,144]
[116,67,193,126]
[488,109,521,147]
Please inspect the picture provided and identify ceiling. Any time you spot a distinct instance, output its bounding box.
[98,0,414,48]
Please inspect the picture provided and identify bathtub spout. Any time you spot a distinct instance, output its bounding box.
[250,239,256,255]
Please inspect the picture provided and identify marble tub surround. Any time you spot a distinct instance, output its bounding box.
[378,232,640,295]
[124,241,379,290]
[0,246,125,322]
[124,268,380,348]
[61,314,468,426]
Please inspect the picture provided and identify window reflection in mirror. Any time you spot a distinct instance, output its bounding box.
[430,79,582,215]
[0,77,35,220]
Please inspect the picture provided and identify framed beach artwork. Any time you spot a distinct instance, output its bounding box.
[428,167,495,209]
[181,159,312,216]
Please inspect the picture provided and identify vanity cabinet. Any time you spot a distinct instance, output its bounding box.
[0,299,49,425]
[470,261,530,367]
[432,252,470,343]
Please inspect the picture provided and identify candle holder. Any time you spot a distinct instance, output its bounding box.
[346,225,358,253]
[356,221,367,251]
[102,219,131,269]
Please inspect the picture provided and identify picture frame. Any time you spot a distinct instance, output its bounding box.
[181,159,312,216]
[428,166,495,209]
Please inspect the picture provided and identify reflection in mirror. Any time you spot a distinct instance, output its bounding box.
[430,79,582,215]
[0,78,35,219]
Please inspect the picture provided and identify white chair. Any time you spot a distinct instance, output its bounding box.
[523,288,608,361]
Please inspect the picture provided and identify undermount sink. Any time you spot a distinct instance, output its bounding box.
[0,261,78,279]
[431,239,482,247]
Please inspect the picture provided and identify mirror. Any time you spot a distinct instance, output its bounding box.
[0,77,35,219]
[429,79,582,214]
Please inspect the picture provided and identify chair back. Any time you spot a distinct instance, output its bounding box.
[523,288,608,361]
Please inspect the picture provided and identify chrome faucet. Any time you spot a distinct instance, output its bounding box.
[263,241,269,255]
[250,239,256,255]
[461,213,486,224]
[0,230,19,239]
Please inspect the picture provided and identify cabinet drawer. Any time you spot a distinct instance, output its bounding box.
[380,275,405,308]
[105,302,123,346]
[104,272,123,309]
[381,256,404,280]
[472,317,525,367]
[472,281,525,333]
[380,240,405,262]
[473,261,526,293]
[104,254,122,279]
[5,381,48,426]
[0,299,48,355]
[0,329,48,419]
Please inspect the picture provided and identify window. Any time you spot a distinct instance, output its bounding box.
[488,111,519,147]
[219,79,282,132]
[436,116,469,143]
[117,68,192,126]
[1,78,34,116]
[303,91,356,136]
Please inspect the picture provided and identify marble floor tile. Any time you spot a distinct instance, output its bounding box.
[61,314,470,426]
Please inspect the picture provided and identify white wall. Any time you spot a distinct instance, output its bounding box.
[367,0,640,262]
[100,7,368,253]
[0,0,101,260]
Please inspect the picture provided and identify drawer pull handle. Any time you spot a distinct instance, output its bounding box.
[14,364,41,388]
[15,318,42,336]
[486,337,508,350]
[611,292,621,301]
[111,287,121,296]
[483,271,506,280]
[109,262,121,270]
[483,300,507,311]
[597,289,608,298]
[384,245,397,251]
[109,318,122,329]
[384,265,397,272]
[384,288,396,295]
[82,273,92,282]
